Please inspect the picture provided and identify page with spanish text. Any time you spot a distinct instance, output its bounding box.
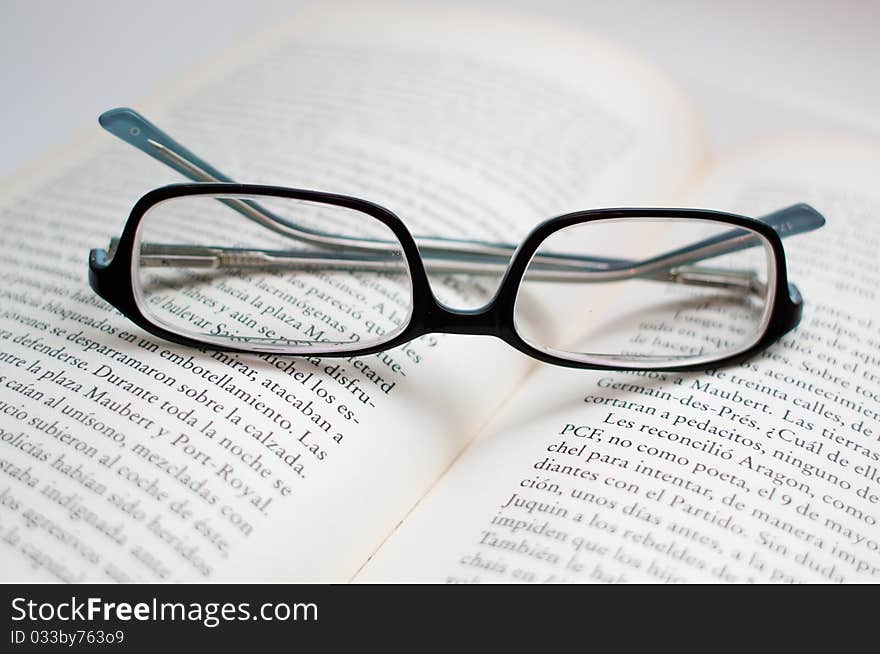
[0,3,704,581]
[358,134,880,583]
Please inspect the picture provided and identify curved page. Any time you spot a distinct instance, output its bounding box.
[0,2,703,581]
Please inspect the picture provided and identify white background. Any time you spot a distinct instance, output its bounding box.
[3,0,879,176]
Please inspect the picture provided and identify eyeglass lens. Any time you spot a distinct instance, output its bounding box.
[513,217,775,366]
[133,195,414,353]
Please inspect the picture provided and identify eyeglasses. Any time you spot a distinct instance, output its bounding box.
[88,108,824,371]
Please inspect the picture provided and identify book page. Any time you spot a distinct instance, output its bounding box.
[0,3,704,581]
[358,134,880,583]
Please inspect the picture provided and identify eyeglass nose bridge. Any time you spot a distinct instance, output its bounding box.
[420,300,506,337]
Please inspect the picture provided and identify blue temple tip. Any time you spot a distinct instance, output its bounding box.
[797,203,826,227]
[99,107,159,139]
[98,107,142,130]
[96,105,233,184]
[97,107,162,152]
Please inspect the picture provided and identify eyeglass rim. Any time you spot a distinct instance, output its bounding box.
[510,216,778,369]
[88,182,804,372]
[128,192,418,355]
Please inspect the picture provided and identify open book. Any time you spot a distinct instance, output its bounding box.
[1,3,877,583]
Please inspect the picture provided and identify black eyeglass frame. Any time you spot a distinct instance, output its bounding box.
[89,182,803,372]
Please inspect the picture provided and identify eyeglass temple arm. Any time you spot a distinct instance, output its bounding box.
[100,107,523,256]
[99,107,822,293]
